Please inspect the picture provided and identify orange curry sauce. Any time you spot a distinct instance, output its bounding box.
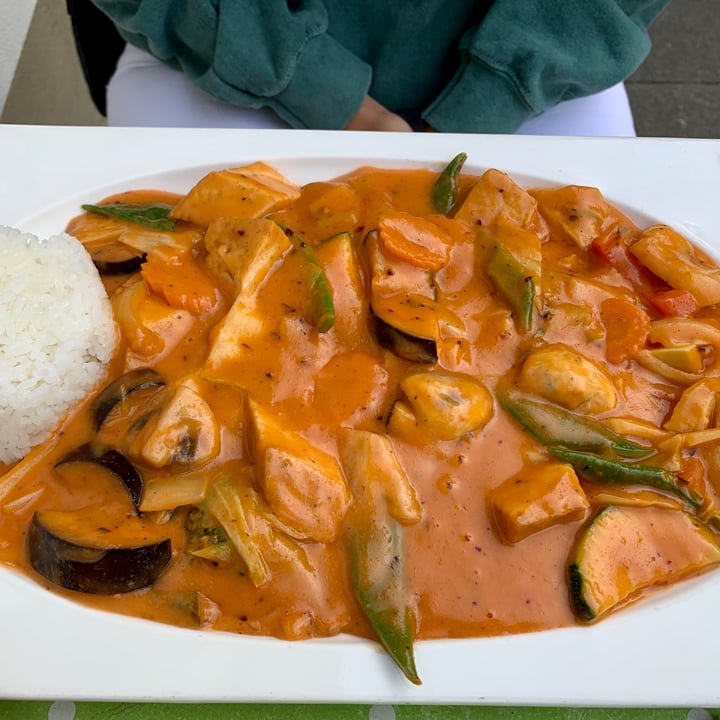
[2,162,720,656]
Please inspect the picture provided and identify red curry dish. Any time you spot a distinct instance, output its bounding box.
[2,156,720,684]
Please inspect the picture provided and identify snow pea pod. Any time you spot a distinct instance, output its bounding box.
[346,514,420,685]
[498,389,653,459]
[431,152,467,215]
[339,428,421,683]
[549,447,704,510]
[81,203,177,231]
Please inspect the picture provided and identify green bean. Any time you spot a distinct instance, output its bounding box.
[550,447,704,510]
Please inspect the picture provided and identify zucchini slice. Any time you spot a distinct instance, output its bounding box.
[568,505,720,621]
[28,509,171,594]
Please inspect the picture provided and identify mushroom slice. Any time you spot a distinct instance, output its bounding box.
[519,345,617,414]
[135,378,219,468]
[399,371,494,441]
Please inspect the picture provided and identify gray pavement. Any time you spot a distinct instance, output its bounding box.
[1,0,718,138]
[627,0,720,138]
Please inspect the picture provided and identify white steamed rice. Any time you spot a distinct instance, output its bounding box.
[0,226,118,464]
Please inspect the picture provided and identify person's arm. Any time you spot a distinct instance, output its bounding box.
[91,0,382,129]
[422,0,671,133]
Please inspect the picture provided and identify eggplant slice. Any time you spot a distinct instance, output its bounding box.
[374,315,437,363]
[56,444,144,511]
[28,510,171,594]
[91,368,166,431]
[90,245,148,276]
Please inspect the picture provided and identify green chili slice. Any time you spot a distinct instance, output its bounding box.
[431,152,467,215]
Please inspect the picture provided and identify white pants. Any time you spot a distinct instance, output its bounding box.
[107,44,637,137]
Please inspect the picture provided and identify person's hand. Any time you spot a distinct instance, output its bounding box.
[345,96,412,131]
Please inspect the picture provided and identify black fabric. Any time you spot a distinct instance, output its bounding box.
[66,0,126,116]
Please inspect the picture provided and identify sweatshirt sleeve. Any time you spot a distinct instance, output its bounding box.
[422,0,670,133]
[91,0,372,129]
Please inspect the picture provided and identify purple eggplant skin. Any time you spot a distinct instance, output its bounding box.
[28,513,172,594]
[92,251,147,276]
[91,368,165,431]
[55,445,144,511]
[374,315,438,364]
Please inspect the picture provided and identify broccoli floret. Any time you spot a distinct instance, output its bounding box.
[184,506,232,563]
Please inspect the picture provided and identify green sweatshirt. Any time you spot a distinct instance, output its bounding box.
[91,0,670,132]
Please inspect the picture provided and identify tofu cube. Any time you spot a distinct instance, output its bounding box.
[491,462,589,544]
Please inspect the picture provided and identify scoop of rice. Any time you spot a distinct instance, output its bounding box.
[0,226,117,464]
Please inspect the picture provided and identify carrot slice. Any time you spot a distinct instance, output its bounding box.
[600,297,651,364]
[141,254,218,314]
[378,212,450,271]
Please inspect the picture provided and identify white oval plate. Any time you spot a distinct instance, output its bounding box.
[1,126,719,705]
